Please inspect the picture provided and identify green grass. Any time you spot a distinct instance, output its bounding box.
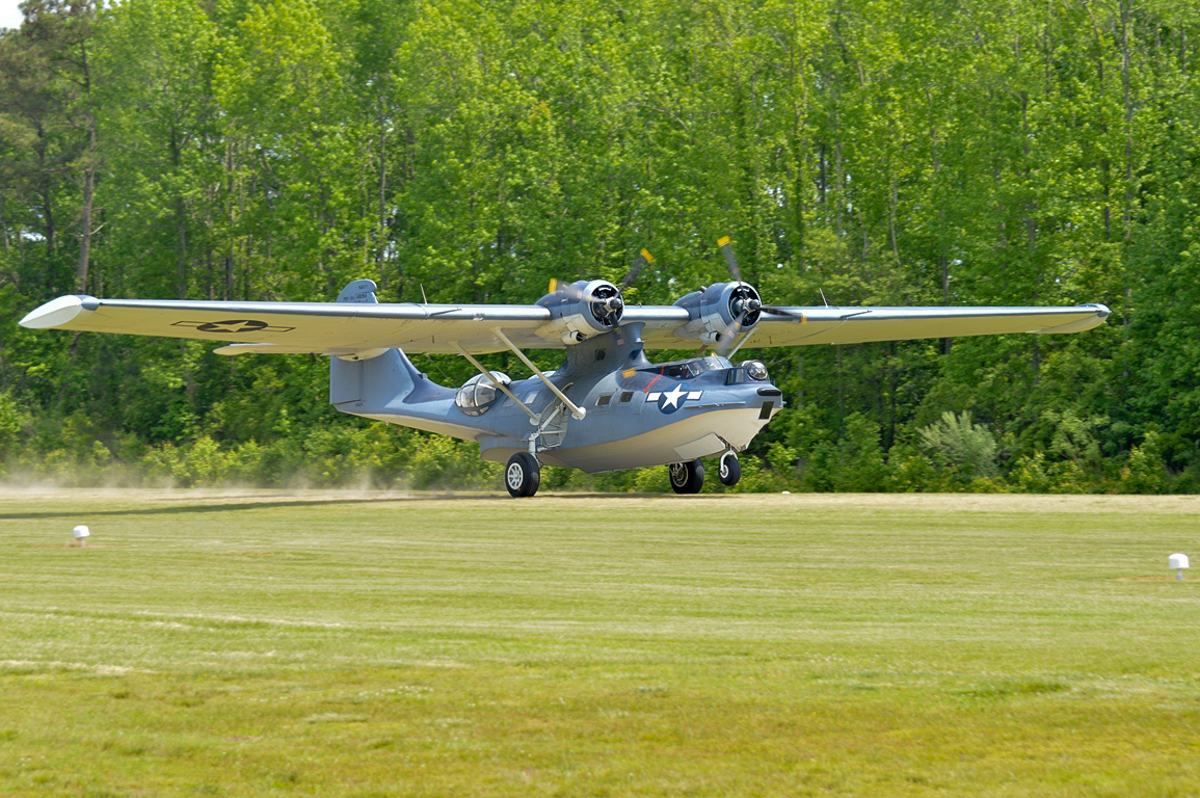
[1,490,1198,796]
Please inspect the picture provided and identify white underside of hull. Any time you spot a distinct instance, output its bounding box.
[348,404,777,474]
[483,407,776,473]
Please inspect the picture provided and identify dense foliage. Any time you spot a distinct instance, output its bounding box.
[1,0,1197,492]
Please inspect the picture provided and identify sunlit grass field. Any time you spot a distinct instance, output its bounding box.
[1,490,1198,796]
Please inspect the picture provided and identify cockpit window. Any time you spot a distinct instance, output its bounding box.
[639,356,731,379]
[454,371,511,416]
[725,360,770,384]
[662,362,697,379]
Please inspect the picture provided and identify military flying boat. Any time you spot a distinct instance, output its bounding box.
[20,239,1110,496]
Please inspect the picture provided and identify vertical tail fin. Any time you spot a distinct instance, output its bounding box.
[336,279,381,305]
[329,280,423,410]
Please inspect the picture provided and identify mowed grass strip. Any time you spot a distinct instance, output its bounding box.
[1,491,1198,796]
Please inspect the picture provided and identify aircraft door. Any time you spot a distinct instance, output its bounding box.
[534,383,574,450]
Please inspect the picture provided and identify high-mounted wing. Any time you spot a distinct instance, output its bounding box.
[21,290,1109,355]
[18,293,555,356]
[632,303,1111,349]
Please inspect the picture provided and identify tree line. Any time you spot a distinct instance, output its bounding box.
[1,0,1197,493]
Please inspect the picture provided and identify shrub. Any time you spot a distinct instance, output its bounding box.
[1116,432,1168,494]
[917,411,998,482]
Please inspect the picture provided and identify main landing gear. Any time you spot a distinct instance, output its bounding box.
[668,452,742,495]
[668,459,704,494]
[506,452,541,498]
[506,451,741,498]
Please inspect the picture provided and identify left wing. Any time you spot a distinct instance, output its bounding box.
[658,303,1112,349]
[21,291,1110,356]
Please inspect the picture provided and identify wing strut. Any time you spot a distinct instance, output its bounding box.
[452,343,539,423]
[490,327,587,420]
[724,327,756,360]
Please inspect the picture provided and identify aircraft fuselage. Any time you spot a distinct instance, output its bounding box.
[332,322,782,473]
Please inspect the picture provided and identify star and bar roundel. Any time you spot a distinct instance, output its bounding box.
[647,383,702,415]
[172,319,295,334]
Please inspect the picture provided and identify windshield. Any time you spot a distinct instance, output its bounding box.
[639,356,731,379]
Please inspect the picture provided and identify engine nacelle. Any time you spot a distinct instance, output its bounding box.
[673,282,762,345]
[535,279,624,344]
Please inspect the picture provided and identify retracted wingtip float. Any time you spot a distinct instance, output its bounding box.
[20,295,96,329]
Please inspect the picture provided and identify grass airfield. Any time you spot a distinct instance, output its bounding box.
[1,490,1198,797]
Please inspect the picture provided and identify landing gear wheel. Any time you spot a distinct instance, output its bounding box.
[718,452,742,486]
[505,452,541,498]
[668,459,705,494]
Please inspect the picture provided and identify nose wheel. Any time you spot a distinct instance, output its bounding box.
[718,452,741,486]
[505,452,541,497]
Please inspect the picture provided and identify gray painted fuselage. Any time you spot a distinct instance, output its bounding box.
[330,323,782,473]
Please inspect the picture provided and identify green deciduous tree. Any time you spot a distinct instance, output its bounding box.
[4,0,1200,492]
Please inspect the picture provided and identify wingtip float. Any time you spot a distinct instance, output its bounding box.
[20,294,97,330]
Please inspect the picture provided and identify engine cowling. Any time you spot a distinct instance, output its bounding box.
[672,282,762,345]
[535,279,624,344]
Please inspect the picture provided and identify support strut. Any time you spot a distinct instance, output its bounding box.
[453,343,539,423]
[491,327,587,420]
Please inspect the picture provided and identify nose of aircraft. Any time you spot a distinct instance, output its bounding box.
[754,385,784,419]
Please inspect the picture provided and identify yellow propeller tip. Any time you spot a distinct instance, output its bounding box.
[717,236,732,247]
[640,248,654,262]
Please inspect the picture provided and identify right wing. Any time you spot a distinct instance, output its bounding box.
[19,294,555,356]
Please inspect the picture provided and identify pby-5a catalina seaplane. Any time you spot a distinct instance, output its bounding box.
[21,240,1110,497]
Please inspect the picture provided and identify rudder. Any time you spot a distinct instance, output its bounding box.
[329,280,420,411]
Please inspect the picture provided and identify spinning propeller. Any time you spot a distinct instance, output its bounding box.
[543,238,806,352]
[547,248,655,328]
[547,277,622,326]
[712,236,805,356]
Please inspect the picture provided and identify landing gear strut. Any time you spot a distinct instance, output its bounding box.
[505,452,541,497]
[718,452,742,486]
[669,459,705,494]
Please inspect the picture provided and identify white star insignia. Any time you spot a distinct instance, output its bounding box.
[661,384,687,409]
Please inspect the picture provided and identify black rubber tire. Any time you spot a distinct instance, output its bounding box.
[668,459,705,494]
[718,453,742,486]
[505,452,541,498]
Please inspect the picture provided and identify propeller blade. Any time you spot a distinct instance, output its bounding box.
[548,277,587,301]
[621,248,653,291]
[715,313,748,357]
[714,287,762,357]
[718,236,742,283]
[547,277,626,327]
